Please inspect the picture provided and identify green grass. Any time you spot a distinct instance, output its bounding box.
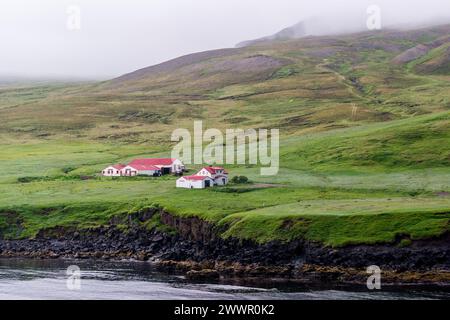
[0,114,448,244]
[0,26,449,246]
[281,112,450,172]
[408,43,450,75]
[218,198,449,246]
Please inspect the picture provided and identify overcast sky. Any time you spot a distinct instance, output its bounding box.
[1,0,449,79]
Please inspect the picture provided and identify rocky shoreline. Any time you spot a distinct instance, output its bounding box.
[1,208,449,285]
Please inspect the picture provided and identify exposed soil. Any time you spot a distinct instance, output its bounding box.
[0,208,449,285]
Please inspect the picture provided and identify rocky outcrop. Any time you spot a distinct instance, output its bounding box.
[186,269,220,281]
[160,211,218,243]
[0,209,449,284]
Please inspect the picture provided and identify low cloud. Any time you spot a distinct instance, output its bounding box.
[0,0,449,79]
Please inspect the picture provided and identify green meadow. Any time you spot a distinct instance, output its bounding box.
[0,112,448,246]
[0,26,449,247]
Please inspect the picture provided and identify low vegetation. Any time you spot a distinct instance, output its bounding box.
[0,25,449,247]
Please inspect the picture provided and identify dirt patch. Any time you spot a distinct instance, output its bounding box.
[436,192,450,197]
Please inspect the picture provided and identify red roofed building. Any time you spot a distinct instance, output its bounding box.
[121,164,162,177]
[101,158,185,177]
[176,175,214,189]
[129,158,185,174]
[196,166,229,186]
[176,166,229,188]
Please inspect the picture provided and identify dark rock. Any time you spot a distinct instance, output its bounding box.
[1,209,449,281]
[186,269,220,281]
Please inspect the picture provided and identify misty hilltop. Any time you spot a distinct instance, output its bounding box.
[235,16,450,48]
[235,16,374,48]
[236,21,309,48]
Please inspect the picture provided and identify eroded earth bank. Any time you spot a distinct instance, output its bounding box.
[0,208,449,286]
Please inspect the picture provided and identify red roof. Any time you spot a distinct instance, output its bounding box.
[129,158,176,167]
[110,164,126,170]
[181,175,211,181]
[127,164,160,171]
[202,166,228,174]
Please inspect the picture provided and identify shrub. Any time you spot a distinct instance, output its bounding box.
[17,176,47,183]
[211,187,254,194]
[62,167,76,174]
[231,176,249,184]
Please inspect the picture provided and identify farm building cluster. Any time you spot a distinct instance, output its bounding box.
[102,158,185,177]
[176,166,228,189]
[102,158,228,189]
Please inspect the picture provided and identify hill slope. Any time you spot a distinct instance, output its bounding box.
[1,24,450,145]
[0,24,449,250]
[412,43,450,75]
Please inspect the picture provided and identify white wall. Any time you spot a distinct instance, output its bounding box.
[121,166,138,176]
[172,159,185,173]
[214,176,228,186]
[176,178,213,189]
[102,166,122,177]
[177,178,196,188]
[191,180,206,189]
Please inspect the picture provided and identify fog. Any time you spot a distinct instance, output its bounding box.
[1,0,449,79]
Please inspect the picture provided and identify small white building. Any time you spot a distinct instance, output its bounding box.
[102,164,126,177]
[176,166,229,189]
[176,175,215,189]
[121,164,161,177]
[196,166,229,186]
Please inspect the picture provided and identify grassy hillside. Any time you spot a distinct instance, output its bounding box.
[0,25,449,247]
[281,112,450,172]
[411,43,450,75]
[0,112,448,245]
[1,25,450,143]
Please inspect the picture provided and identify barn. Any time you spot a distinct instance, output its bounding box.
[121,164,162,177]
[128,158,185,175]
[176,175,215,189]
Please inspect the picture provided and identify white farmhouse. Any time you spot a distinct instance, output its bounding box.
[102,164,126,177]
[196,166,229,186]
[176,175,215,189]
[176,166,229,189]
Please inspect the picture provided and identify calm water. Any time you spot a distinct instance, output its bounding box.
[0,259,448,300]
